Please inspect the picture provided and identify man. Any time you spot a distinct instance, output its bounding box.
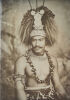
[15,6,68,100]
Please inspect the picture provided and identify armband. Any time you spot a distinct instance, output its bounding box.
[14,74,26,85]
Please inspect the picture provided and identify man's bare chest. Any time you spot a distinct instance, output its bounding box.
[25,57,50,80]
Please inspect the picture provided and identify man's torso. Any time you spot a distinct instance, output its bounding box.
[24,52,51,87]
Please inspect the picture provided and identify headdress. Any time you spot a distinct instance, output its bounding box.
[20,0,57,46]
[30,9,46,37]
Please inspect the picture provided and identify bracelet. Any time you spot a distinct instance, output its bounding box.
[14,74,26,87]
[14,74,25,80]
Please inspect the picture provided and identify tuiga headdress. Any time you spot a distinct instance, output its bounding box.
[27,0,47,37]
[20,0,56,46]
[30,9,46,37]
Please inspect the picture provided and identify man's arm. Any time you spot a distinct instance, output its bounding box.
[52,57,66,97]
[15,56,27,100]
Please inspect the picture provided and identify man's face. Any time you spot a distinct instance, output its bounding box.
[31,35,46,55]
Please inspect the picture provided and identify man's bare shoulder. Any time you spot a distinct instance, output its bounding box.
[17,54,27,62]
[50,55,58,68]
[16,54,27,68]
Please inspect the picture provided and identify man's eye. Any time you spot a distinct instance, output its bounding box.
[32,39,36,42]
[39,38,44,41]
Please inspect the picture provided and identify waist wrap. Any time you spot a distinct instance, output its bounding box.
[25,86,55,100]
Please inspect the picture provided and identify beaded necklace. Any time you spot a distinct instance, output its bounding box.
[26,49,55,84]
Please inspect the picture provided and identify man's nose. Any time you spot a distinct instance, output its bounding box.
[36,40,39,46]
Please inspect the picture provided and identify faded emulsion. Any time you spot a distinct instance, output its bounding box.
[1,0,70,100]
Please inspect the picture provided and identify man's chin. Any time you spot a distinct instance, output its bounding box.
[32,50,44,56]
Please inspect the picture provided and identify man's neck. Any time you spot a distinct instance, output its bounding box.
[29,49,47,59]
[33,51,44,56]
[31,48,45,56]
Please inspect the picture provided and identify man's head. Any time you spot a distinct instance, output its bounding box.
[29,23,46,55]
[20,6,57,48]
[30,35,46,55]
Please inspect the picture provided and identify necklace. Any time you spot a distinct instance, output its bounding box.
[26,49,55,83]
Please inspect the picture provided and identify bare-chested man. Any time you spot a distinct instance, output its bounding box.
[15,6,69,100]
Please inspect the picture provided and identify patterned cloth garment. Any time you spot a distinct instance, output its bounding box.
[25,87,56,100]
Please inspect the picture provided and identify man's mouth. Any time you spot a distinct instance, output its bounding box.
[33,46,43,50]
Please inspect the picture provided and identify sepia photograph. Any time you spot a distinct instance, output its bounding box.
[1,0,70,100]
